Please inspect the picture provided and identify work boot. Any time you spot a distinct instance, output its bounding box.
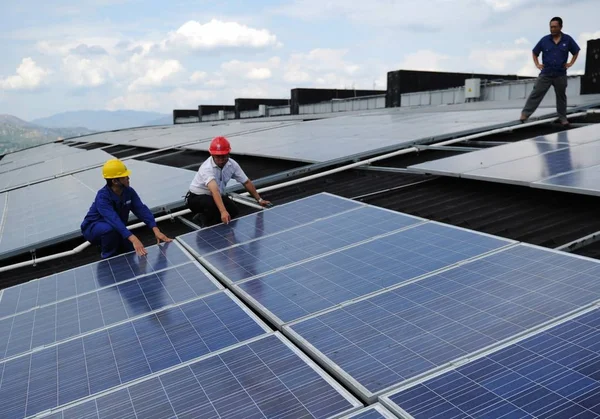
[192,213,207,228]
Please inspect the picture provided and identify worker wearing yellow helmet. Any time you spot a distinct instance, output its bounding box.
[80,159,172,258]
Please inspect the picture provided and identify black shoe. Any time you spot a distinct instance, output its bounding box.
[192,213,207,227]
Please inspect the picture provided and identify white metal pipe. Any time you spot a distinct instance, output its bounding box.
[227,194,265,210]
[0,209,191,274]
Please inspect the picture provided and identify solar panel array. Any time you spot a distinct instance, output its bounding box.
[380,307,600,418]
[409,124,600,197]
[73,120,299,149]
[0,239,363,418]
[174,192,600,416]
[0,159,196,261]
[0,149,114,193]
[184,108,556,162]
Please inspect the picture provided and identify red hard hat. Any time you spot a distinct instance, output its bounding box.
[209,136,231,155]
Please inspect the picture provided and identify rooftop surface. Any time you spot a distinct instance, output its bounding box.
[1,86,600,418]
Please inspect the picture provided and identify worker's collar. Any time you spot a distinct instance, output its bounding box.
[105,184,130,200]
[211,156,230,169]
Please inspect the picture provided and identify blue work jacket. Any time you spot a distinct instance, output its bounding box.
[81,185,156,239]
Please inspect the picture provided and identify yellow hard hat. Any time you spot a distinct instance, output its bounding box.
[102,159,131,179]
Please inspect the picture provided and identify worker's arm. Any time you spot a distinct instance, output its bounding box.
[565,52,579,69]
[207,180,231,224]
[243,179,271,207]
[532,40,543,70]
[130,188,172,244]
[532,52,543,70]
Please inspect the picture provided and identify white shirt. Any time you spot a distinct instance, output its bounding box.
[189,156,248,195]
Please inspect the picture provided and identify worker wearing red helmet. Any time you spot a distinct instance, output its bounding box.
[186,136,271,227]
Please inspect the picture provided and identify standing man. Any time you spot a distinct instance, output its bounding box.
[186,136,271,227]
[81,159,172,258]
[520,17,580,126]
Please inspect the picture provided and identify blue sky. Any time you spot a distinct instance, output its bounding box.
[1,0,598,121]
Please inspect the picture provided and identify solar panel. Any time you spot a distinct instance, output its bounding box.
[534,163,600,197]
[74,121,298,150]
[342,403,397,418]
[380,307,600,418]
[40,333,362,419]
[184,108,556,163]
[0,149,115,193]
[0,175,96,259]
[201,205,425,283]
[0,144,83,174]
[409,124,600,178]
[0,261,223,362]
[283,243,600,402]
[177,192,364,257]
[73,159,194,212]
[235,221,513,326]
[0,242,194,319]
[462,138,600,186]
[0,290,271,418]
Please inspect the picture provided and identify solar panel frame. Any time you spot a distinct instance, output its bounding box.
[197,205,427,285]
[231,220,516,328]
[378,305,600,419]
[35,332,363,419]
[0,241,196,320]
[280,242,600,403]
[176,192,367,260]
[341,403,398,418]
[0,260,225,363]
[0,289,273,418]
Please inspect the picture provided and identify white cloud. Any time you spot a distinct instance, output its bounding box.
[62,55,115,87]
[0,58,51,90]
[106,93,160,111]
[189,71,207,83]
[128,59,183,91]
[160,19,280,52]
[283,48,362,85]
[220,57,280,80]
[399,50,451,72]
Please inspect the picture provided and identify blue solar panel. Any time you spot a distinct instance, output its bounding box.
[285,243,600,401]
[0,242,192,319]
[237,221,512,325]
[203,205,425,283]
[178,192,363,257]
[0,262,222,362]
[382,308,600,418]
[0,291,269,418]
[344,403,397,418]
[42,333,362,419]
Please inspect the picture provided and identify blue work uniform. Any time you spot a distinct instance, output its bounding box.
[81,185,157,258]
[533,33,580,77]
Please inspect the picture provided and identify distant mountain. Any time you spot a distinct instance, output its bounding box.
[32,110,172,132]
[0,115,95,155]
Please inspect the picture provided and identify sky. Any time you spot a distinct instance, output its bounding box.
[0,0,599,121]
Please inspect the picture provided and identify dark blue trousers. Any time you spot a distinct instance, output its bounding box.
[82,221,134,259]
